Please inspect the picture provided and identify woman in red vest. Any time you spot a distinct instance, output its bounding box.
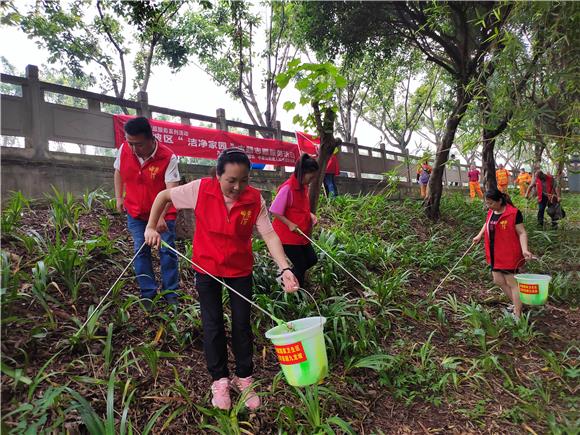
[473,189,533,319]
[270,154,319,288]
[144,148,299,411]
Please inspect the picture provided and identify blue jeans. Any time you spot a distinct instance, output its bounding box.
[127,215,179,299]
[324,174,338,197]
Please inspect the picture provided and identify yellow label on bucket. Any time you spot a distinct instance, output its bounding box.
[519,283,539,294]
[274,342,307,365]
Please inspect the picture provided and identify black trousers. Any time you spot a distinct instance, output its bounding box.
[538,194,555,227]
[195,272,253,381]
[283,243,318,288]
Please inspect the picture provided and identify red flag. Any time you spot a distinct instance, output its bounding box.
[295,131,319,157]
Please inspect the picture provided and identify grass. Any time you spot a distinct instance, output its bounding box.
[0,188,577,433]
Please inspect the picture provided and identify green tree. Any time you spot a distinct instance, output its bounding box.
[277,60,346,212]
[294,1,512,220]
[360,50,436,153]
[182,1,299,133]
[3,0,191,104]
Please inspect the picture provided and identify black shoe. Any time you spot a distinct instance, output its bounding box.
[141,298,154,312]
[165,296,179,315]
[165,295,179,306]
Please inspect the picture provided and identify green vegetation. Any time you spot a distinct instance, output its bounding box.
[1,189,576,433]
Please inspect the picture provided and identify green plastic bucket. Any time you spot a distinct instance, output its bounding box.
[514,274,551,305]
[265,316,328,387]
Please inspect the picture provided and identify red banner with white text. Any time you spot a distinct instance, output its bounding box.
[113,115,300,167]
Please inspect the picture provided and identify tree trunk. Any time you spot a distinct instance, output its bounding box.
[424,88,470,220]
[481,132,497,192]
[309,104,337,213]
[533,139,545,171]
[555,158,565,197]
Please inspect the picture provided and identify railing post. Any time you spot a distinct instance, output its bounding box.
[404,149,412,182]
[137,91,151,118]
[353,143,362,180]
[216,108,227,131]
[274,121,284,177]
[274,120,282,141]
[180,117,191,126]
[87,98,101,113]
[24,64,49,159]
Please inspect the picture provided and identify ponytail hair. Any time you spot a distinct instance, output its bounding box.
[485,188,514,206]
[294,153,319,185]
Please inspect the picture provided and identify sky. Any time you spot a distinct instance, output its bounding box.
[0,4,431,156]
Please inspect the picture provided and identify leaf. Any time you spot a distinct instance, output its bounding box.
[1,361,32,385]
[334,74,347,89]
[142,404,170,435]
[106,369,116,435]
[282,101,296,111]
[287,58,301,68]
[292,114,304,125]
[295,77,310,91]
[275,72,290,88]
[68,388,106,435]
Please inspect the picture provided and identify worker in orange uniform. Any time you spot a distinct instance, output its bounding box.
[495,164,510,193]
[467,164,483,200]
[515,168,532,196]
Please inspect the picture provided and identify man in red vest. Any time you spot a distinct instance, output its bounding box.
[323,148,340,197]
[114,117,180,309]
[526,169,559,228]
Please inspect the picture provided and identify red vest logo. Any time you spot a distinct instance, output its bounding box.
[274,342,307,365]
[499,220,508,230]
[240,210,252,225]
[519,283,539,294]
[148,166,160,180]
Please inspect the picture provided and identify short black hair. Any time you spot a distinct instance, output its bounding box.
[124,117,154,139]
[216,148,251,176]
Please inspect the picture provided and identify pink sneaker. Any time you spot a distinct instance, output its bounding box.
[211,378,231,410]
[231,376,261,410]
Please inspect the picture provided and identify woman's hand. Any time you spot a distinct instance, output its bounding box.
[287,222,298,232]
[156,216,168,233]
[282,270,299,293]
[310,213,318,226]
[522,250,534,260]
[144,227,161,249]
[472,234,482,244]
[116,197,124,213]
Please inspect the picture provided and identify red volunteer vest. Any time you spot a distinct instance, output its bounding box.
[272,174,312,245]
[193,177,261,278]
[535,175,554,202]
[326,154,339,175]
[119,143,177,221]
[484,204,524,270]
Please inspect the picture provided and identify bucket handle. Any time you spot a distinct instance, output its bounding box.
[296,287,324,328]
[515,255,541,272]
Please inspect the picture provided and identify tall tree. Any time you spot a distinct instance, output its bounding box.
[3,0,191,103]
[361,51,436,153]
[294,1,512,220]
[184,1,298,132]
[477,1,575,190]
